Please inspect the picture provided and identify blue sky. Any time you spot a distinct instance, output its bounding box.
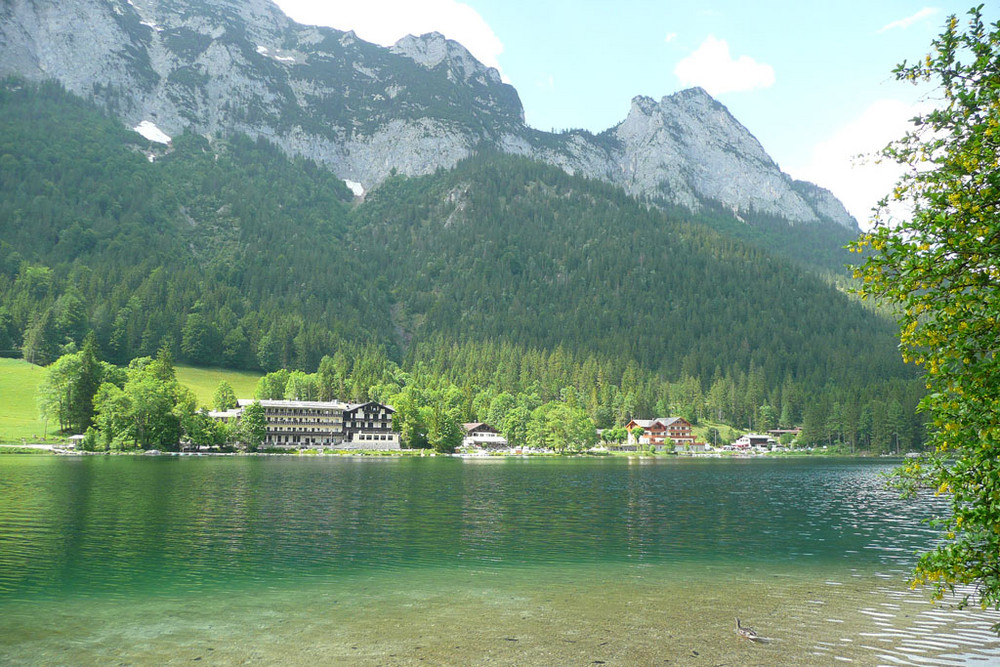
[274,1,996,225]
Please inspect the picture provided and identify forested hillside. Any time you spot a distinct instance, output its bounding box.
[0,79,393,370]
[356,153,906,390]
[0,80,924,449]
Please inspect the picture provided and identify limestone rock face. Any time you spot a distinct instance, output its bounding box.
[0,0,856,230]
[390,32,507,89]
[606,89,843,225]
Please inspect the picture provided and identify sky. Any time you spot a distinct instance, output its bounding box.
[273,1,996,226]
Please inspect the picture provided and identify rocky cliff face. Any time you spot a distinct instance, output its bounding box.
[0,0,857,229]
[606,90,850,225]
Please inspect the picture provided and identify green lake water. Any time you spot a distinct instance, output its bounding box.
[1,455,998,665]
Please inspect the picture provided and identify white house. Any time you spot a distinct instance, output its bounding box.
[732,433,776,451]
[461,422,508,450]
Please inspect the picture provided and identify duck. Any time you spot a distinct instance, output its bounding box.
[735,617,761,642]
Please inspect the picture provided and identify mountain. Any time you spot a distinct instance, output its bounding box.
[0,80,900,383]
[0,80,922,446]
[0,80,392,370]
[0,0,857,233]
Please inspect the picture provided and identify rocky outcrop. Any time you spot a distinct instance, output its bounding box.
[607,89,851,226]
[0,0,857,230]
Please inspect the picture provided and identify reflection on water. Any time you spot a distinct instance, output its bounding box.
[0,456,998,664]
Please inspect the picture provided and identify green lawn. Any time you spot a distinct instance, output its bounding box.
[0,359,261,442]
[0,357,49,442]
[693,419,741,447]
[175,365,262,408]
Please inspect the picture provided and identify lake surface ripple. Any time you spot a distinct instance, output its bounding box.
[1,456,998,664]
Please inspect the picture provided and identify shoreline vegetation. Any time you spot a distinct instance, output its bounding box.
[2,347,920,457]
[0,442,886,459]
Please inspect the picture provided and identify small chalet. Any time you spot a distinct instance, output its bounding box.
[625,417,696,449]
[461,422,508,450]
[732,433,776,451]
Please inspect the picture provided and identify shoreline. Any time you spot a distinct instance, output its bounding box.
[0,443,904,460]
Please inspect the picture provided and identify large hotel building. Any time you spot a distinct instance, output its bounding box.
[212,399,398,449]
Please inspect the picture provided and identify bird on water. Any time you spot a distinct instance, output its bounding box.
[735,618,761,642]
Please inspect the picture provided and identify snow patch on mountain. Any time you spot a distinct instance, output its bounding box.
[134,120,171,144]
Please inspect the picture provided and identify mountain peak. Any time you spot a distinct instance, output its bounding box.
[610,87,856,229]
[629,95,659,115]
[666,86,727,112]
[391,32,502,85]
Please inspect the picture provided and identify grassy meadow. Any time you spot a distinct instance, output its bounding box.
[0,359,261,443]
[0,358,48,442]
[174,366,262,408]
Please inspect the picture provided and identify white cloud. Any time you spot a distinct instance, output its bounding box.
[787,99,928,228]
[273,0,506,79]
[673,35,774,95]
[877,7,938,33]
[664,32,677,43]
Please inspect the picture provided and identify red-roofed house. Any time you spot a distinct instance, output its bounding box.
[624,417,696,449]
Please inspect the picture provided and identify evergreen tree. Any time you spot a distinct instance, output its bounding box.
[70,333,101,432]
[22,308,58,365]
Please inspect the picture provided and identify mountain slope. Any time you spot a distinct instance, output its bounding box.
[0,0,856,235]
[0,80,922,449]
[0,81,903,391]
[352,152,904,391]
[0,80,393,369]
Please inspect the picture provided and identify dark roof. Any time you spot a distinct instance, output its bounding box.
[344,401,395,414]
[462,422,499,433]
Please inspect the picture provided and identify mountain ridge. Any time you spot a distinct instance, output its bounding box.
[0,0,857,231]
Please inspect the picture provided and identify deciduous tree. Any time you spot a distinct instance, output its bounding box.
[239,401,267,452]
[212,380,238,411]
[851,6,1000,629]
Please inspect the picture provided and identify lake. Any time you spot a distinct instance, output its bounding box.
[1,455,998,664]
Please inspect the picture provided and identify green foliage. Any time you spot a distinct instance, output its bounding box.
[36,336,120,434]
[0,79,391,371]
[255,369,290,400]
[427,403,463,454]
[80,427,99,452]
[212,380,237,411]
[91,347,190,451]
[284,370,318,401]
[602,426,629,445]
[239,401,267,452]
[21,307,59,365]
[94,363,177,451]
[354,152,916,406]
[182,409,226,451]
[851,6,1000,628]
[527,401,597,452]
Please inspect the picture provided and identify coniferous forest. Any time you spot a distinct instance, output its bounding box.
[0,79,925,451]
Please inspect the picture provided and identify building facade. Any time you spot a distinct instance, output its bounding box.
[461,422,508,450]
[625,417,696,449]
[732,433,776,451]
[341,401,399,449]
[237,399,346,448]
[211,399,398,450]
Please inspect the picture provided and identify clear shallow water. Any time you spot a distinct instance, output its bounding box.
[1,456,998,664]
